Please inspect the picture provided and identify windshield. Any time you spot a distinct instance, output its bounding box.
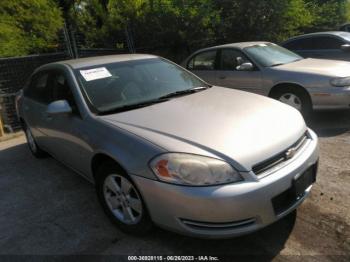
[244,44,302,67]
[75,58,206,113]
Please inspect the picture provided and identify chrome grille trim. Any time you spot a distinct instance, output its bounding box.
[252,132,310,176]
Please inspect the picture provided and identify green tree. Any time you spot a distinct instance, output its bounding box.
[70,0,350,60]
[0,16,28,57]
[214,0,313,43]
[0,0,63,57]
[72,0,220,59]
[70,0,121,48]
[305,0,350,31]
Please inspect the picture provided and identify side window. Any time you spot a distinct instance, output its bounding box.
[52,72,79,114]
[285,36,344,50]
[24,72,52,104]
[311,36,344,49]
[284,38,314,50]
[188,51,217,70]
[220,49,251,70]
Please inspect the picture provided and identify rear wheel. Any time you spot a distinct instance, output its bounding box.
[271,86,312,116]
[23,124,47,158]
[96,162,153,235]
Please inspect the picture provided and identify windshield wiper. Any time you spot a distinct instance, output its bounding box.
[158,86,210,99]
[291,58,303,63]
[271,59,303,67]
[98,86,210,115]
[98,98,169,115]
[270,63,285,67]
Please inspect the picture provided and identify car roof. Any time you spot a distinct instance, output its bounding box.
[194,42,272,53]
[283,31,350,43]
[44,54,159,69]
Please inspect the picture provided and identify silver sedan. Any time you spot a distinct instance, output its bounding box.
[17,55,318,238]
[183,42,350,114]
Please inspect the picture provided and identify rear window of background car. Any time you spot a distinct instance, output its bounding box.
[188,50,217,70]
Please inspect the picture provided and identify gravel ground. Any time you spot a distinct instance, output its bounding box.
[0,110,349,261]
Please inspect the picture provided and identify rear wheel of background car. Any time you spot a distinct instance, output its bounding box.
[96,161,153,235]
[23,123,47,158]
[271,86,312,116]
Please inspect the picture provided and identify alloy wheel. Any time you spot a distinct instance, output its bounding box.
[103,174,143,225]
[279,93,302,111]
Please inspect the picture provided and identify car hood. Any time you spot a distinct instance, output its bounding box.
[100,87,306,171]
[274,58,350,77]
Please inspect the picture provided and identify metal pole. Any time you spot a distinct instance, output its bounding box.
[69,24,79,58]
[0,113,4,137]
[125,24,135,53]
[63,21,74,58]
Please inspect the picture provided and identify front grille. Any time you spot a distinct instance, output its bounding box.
[252,132,309,176]
[180,218,256,231]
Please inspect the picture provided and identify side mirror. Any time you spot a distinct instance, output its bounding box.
[236,57,244,66]
[341,44,350,52]
[46,100,72,115]
[236,62,254,71]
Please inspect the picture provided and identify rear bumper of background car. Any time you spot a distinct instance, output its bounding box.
[310,86,350,110]
[132,129,319,239]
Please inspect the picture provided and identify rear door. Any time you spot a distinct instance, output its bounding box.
[22,71,53,149]
[186,50,219,85]
[215,49,263,94]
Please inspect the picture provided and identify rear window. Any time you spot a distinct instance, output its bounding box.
[187,51,217,70]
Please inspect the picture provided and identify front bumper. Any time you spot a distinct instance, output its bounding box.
[132,130,319,238]
[310,86,350,110]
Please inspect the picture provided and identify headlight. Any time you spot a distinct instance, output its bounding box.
[330,77,350,87]
[149,153,243,186]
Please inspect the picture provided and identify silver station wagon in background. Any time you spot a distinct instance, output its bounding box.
[17,55,319,238]
[183,42,350,114]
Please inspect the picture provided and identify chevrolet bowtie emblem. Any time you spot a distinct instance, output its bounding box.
[285,147,296,160]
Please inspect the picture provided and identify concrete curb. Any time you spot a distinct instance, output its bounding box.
[0,131,24,142]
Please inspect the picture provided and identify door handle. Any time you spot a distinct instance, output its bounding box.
[219,75,226,79]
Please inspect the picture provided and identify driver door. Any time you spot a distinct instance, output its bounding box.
[43,70,92,176]
[216,49,263,95]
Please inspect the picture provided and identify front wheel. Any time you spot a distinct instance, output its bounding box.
[96,162,153,235]
[271,86,312,116]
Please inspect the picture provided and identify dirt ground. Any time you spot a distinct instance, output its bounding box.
[0,110,349,261]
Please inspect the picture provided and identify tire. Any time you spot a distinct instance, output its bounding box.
[96,161,153,235]
[23,123,47,158]
[271,86,312,116]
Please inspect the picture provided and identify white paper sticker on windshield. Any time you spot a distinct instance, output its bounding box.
[80,67,112,81]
